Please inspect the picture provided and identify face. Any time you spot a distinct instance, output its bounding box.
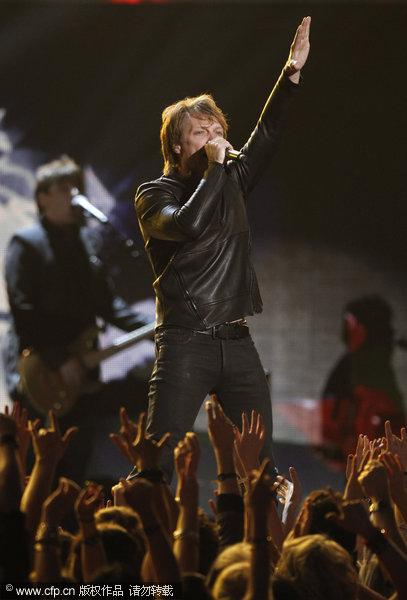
[37,181,82,227]
[173,115,225,175]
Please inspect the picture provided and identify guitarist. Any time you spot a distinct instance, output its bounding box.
[4,156,152,484]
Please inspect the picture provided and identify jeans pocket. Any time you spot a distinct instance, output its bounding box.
[155,327,194,353]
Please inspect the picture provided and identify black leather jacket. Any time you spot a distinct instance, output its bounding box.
[4,219,149,395]
[136,72,300,330]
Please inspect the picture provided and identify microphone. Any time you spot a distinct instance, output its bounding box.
[225,148,245,161]
[71,191,109,224]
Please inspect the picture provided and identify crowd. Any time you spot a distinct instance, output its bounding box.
[0,399,406,600]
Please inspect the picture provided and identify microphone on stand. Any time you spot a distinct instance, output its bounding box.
[225,148,245,161]
[71,189,109,224]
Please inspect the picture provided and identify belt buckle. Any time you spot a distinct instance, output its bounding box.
[211,325,218,339]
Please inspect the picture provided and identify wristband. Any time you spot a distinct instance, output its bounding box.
[131,468,166,484]
[173,529,199,542]
[217,472,238,482]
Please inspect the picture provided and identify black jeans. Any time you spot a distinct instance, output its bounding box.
[147,327,275,482]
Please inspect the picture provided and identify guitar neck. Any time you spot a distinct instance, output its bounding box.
[81,322,155,369]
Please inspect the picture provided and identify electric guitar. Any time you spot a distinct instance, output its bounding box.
[18,321,155,417]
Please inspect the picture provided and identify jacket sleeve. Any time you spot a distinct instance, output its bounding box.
[233,70,301,197]
[136,161,228,242]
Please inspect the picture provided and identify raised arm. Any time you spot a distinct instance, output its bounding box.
[284,16,311,84]
[21,411,78,538]
[173,432,200,574]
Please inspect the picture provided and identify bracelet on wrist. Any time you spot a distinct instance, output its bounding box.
[173,529,199,542]
[130,468,166,484]
[217,472,238,482]
[0,434,18,448]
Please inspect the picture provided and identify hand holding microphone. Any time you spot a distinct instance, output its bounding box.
[205,138,245,164]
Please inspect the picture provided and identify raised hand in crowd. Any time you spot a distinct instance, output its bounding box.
[110,407,177,540]
[380,451,407,530]
[74,480,107,582]
[243,459,279,600]
[4,401,31,477]
[290,497,313,539]
[234,409,265,478]
[173,432,200,573]
[0,412,30,581]
[20,410,78,537]
[383,420,407,471]
[0,411,23,512]
[120,476,181,585]
[358,458,406,553]
[345,434,383,501]
[326,497,407,599]
[276,466,302,537]
[206,396,239,495]
[110,408,169,472]
[33,477,80,582]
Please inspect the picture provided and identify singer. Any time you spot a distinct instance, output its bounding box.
[4,156,152,485]
[133,17,311,482]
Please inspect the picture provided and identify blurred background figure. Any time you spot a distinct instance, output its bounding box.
[320,294,405,469]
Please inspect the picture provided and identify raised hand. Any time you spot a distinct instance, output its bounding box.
[285,16,311,82]
[206,395,239,493]
[345,434,383,500]
[4,402,31,472]
[325,498,375,541]
[206,395,235,457]
[174,432,200,507]
[379,452,407,519]
[42,477,80,527]
[246,458,277,516]
[75,481,104,524]
[384,421,407,471]
[120,477,155,519]
[29,410,78,464]
[276,466,302,535]
[110,410,170,471]
[358,459,391,502]
[234,409,265,477]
